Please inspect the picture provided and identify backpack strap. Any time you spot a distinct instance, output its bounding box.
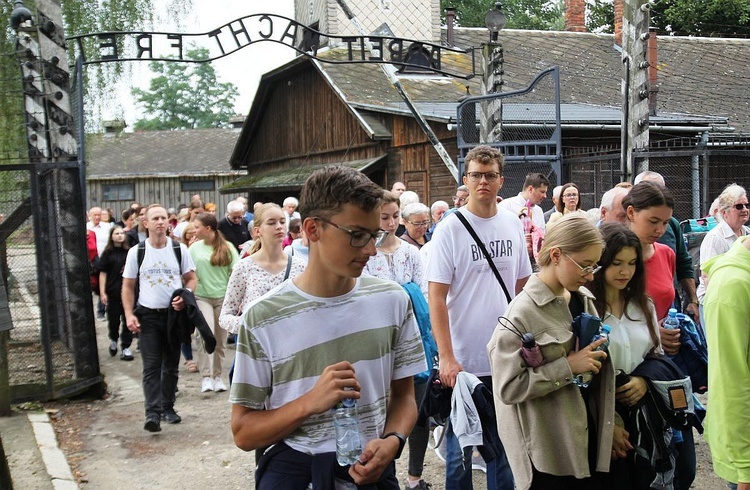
[454,211,512,304]
[282,254,292,281]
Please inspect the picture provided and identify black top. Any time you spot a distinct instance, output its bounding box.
[98,246,129,298]
[217,217,250,252]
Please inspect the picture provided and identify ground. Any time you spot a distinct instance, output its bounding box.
[42,319,727,489]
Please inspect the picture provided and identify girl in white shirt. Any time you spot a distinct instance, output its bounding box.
[586,222,661,488]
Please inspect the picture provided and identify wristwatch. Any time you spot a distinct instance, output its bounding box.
[381,431,407,459]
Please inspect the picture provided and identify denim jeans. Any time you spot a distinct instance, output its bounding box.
[136,307,180,418]
[106,299,132,348]
[444,376,514,490]
[674,428,696,490]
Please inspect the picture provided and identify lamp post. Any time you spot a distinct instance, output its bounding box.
[481,2,507,143]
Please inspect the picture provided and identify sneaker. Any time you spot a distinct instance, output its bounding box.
[97,314,106,322]
[108,341,117,357]
[404,479,432,489]
[120,348,134,361]
[144,416,161,432]
[213,377,227,392]
[161,409,182,424]
[432,426,446,464]
[471,449,486,473]
[201,377,214,393]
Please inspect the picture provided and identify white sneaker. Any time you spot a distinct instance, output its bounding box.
[201,377,214,393]
[471,448,487,473]
[214,377,227,392]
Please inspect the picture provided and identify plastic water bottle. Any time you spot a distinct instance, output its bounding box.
[574,324,611,388]
[664,308,680,330]
[333,392,362,466]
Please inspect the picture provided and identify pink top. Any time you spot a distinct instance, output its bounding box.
[644,242,676,320]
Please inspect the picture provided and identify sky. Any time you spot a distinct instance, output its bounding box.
[104,0,296,126]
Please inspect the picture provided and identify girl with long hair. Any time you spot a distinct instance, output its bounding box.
[489,213,614,490]
[98,226,134,360]
[190,212,239,393]
[586,223,662,488]
[622,181,696,490]
[219,203,306,336]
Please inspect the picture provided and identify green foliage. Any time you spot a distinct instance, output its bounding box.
[132,47,238,130]
[587,0,615,33]
[442,0,565,30]
[651,0,750,36]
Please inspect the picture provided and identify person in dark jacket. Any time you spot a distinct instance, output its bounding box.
[99,226,133,360]
[217,200,250,253]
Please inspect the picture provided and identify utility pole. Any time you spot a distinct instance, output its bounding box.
[621,0,651,180]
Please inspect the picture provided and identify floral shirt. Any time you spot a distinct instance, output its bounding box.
[364,241,426,297]
[218,254,306,334]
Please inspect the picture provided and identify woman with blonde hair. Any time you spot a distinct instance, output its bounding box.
[488,213,614,489]
[219,203,306,336]
[190,212,239,393]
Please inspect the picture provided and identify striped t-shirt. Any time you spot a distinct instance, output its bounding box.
[229,276,426,455]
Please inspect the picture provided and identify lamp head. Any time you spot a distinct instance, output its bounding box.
[485,3,507,42]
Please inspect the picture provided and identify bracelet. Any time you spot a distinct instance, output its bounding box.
[381,432,406,459]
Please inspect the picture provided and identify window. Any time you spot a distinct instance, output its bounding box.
[181,180,214,192]
[102,183,134,201]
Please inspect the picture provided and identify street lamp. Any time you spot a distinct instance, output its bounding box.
[485,2,507,43]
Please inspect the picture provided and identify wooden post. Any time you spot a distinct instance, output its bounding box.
[621,0,651,179]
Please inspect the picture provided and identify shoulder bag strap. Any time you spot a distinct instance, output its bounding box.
[282,253,293,281]
[454,211,512,304]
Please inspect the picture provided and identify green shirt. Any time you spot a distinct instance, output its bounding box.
[189,240,238,298]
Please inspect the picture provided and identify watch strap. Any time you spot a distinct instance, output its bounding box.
[381,431,406,459]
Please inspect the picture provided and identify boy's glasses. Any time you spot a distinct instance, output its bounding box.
[563,253,601,276]
[312,217,386,248]
[466,171,501,182]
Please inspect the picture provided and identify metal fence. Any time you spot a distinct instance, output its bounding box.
[565,139,750,220]
[0,18,101,405]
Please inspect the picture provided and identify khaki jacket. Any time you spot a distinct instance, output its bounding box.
[487,274,615,490]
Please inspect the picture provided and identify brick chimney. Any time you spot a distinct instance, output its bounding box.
[648,27,659,115]
[565,0,587,32]
[614,0,623,45]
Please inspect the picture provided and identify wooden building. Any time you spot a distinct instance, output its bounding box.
[86,126,246,217]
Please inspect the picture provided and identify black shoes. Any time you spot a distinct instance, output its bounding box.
[109,341,117,357]
[144,416,161,432]
[161,409,182,424]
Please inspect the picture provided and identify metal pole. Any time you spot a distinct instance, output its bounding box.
[334,0,459,182]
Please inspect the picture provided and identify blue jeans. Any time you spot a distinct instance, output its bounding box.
[674,428,696,490]
[444,377,514,490]
[136,307,180,418]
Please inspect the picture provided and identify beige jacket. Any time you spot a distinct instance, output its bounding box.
[487,274,615,490]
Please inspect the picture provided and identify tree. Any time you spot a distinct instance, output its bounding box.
[442,0,565,30]
[651,0,750,36]
[132,47,238,130]
[587,0,615,33]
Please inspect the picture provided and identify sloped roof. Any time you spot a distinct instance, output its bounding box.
[313,28,748,129]
[87,128,242,179]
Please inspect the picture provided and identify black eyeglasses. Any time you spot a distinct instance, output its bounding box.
[733,203,750,210]
[466,171,501,182]
[312,217,386,248]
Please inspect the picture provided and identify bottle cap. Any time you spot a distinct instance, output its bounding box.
[521,332,536,348]
[668,307,678,317]
[601,324,611,334]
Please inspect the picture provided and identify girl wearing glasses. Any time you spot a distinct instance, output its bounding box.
[586,223,662,488]
[548,183,583,226]
[489,213,614,489]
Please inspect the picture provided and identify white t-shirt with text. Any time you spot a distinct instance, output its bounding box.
[426,207,532,376]
[122,240,195,309]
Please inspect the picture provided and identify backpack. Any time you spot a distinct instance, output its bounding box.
[134,240,182,303]
[671,314,709,394]
[625,355,703,489]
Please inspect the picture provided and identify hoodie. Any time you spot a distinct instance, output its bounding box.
[702,235,750,485]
